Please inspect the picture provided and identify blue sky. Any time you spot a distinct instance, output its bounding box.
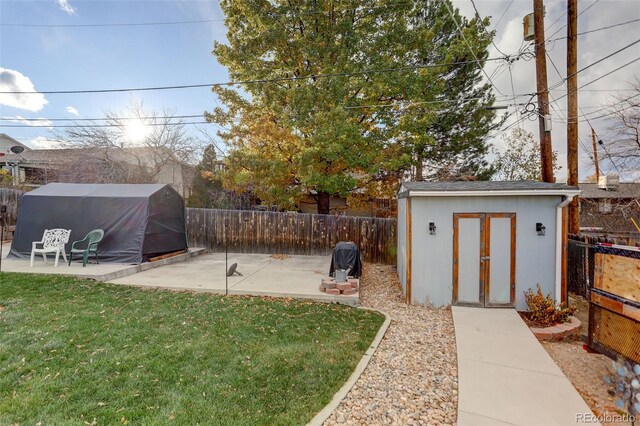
[1,0,639,180]
[0,0,228,146]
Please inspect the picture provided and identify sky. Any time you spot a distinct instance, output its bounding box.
[0,0,639,182]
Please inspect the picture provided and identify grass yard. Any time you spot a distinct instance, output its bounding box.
[0,273,384,425]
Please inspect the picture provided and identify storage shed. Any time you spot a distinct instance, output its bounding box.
[397,181,580,310]
[10,183,187,264]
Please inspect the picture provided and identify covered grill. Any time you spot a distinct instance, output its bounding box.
[329,241,362,278]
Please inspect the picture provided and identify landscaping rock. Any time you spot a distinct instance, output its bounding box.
[324,263,458,426]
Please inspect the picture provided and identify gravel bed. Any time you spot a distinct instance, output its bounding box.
[324,263,458,426]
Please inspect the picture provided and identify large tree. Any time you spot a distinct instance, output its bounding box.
[208,0,497,213]
[188,144,223,208]
[492,127,560,181]
[603,78,640,176]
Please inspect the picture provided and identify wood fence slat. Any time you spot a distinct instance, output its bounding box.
[182,207,397,264]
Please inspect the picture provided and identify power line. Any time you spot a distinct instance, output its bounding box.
[546,30,640,93]
[545,9,568,35]
[442,0,506,96]
[581,93,640,121]
[543,0,601,44]
[568,37,640,80]
[492,0,514,31]
[543,55,596,165]
[548,18,640,42]
[508,65,521,127]
[0,114,205,122]
[1,18,226,28]
[551,88,637,93]
[471,0,508,57]
[549,56,640,104]
[1,97,534,128]
[546,53,624,176]
[1,2,416,28]
[0,121,211,129]
[0,56,516,96]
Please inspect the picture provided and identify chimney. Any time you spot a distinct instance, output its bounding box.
[597,174,619,191]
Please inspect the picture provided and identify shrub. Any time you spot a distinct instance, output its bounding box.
[524,284,576,327]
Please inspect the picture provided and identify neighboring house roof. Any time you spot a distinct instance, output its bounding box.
[0,146,195,169]
[580,201,640,234]
[0,133,31,153]
[0,148,74,165]
[399,180,579,198]
[579,183,640,199]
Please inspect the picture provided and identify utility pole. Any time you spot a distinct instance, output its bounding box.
[533,0,555,182]
[591,127,600,182]
[567,0,579,233]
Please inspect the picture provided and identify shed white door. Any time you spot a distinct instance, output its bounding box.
[453,213,516,307]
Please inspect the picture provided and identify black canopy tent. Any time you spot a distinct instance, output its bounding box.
[9,183,187,264]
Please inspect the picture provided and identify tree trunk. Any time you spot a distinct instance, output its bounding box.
[317,191,330,215]
[415,155,424,181]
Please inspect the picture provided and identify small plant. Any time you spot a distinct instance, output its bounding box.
[603,359,640,425]
[524,284,576,327]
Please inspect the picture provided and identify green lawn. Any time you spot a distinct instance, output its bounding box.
[0,273,383,425]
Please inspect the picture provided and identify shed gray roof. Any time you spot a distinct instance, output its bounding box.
[579,183,640,199]
[401,180,577,192]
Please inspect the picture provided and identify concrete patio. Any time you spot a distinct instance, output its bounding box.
[1,240,357,305]
[107,253,358,306]
[0,243,206,282]
[453,306,597,425]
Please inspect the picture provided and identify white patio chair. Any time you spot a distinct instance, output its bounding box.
[30,229,71,267]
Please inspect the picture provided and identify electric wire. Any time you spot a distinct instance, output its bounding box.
[491,0,514,31]
[1,1,416,28]
[0,56,518,95]
[442,0,506,96]
[547,18,640,42]
[543,0,601,45]
[546,53,623,176]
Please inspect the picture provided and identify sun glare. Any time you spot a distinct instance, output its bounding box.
[124,119,150,143]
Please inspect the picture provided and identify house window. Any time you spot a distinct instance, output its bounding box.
[599,199,612,213]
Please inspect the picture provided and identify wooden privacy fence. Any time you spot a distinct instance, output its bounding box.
[0,188,399,264]
[0,188,23,225]
[185,208,397,264]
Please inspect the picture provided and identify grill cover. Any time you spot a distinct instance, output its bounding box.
[329,241,362,278]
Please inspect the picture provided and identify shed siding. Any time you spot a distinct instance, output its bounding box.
[409,195,560,310]
[397,197,407,292]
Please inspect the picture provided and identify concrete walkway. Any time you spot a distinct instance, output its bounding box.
[452,307,597,426]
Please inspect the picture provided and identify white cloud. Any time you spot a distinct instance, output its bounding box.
[66,106,79,116]
[0,68,48,112]
[56,0,76,15]
[26,136,65,149]
[5,116,53,127]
